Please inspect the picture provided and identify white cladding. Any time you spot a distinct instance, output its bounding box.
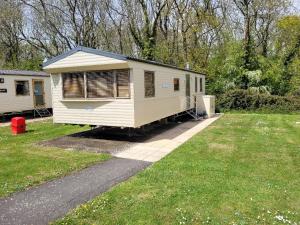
[43,51,128,73]
[129,61,205,127]
[50,73,135,127]
[0,75,51,114]
[44,48,210,127]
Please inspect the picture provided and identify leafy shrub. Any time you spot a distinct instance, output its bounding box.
[291,89,300,97]
[217,89,300,112]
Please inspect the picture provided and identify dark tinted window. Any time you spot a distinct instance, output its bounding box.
[145,71,155,97]
[174,78,179,91]
[15,81,29,96]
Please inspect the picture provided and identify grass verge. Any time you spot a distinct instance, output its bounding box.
[55,114,299,225]
[0,120,110,198]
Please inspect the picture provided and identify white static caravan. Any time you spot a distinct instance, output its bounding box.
[0,70,52,114]
[43,46,215,128]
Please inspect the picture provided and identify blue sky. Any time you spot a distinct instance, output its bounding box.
[292,0,300,12]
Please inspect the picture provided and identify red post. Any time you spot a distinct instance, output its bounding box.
[11,117,26,135]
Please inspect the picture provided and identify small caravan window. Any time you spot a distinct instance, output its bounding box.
[62,73,84,98]
[15,81,29,96]
[116,69,130,98]
[144,71,155,98]
[174,78,180,91]
[195,77,198,92]
[86,71,114,98]
[200,78,203,92]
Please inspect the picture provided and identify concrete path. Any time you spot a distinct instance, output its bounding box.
[114,115,221,162]
[0,117,52,127]
[0,158,151,225]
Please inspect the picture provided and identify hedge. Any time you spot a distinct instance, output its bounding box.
[216,89,300,112]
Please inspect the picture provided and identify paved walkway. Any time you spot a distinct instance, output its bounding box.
[0,158,151,225]
[114,115,221,162]
[0,117,52,127]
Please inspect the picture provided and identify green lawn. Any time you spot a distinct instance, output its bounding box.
[0,120,110,198]
[55,114,300,225]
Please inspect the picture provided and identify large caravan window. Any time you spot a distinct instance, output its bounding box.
[144,71,155,98]
[15,81,29,96]
[200,78,203,92]
[62,69,130,99]
[195,77,198,92]
[63,73,85,98]
[174,78,180,91]
[116,69,130,98]
[87,71,114,98]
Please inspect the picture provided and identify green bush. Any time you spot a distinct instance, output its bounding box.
[217,89,300,112]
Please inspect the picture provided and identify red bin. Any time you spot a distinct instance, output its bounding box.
[11,117,26,135]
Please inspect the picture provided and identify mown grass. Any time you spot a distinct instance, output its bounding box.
[221,109,300,115]
[55,114,300,225]
[0,120,110,198]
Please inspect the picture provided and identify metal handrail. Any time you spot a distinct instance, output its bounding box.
[185,95,200,120]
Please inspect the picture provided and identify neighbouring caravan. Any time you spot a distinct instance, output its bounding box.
[0,70,52,115]
[43,46,215,128]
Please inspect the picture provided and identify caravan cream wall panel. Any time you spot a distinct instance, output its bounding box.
[129,61,205,127]
[203,95,215,117]
[0,75,33,113]
[51,74,135,127]
[0,75,51,114]
[196,94,206,114]
[44,52,128,73]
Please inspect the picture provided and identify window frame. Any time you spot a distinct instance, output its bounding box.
[195,77,198,92]
[173,78,180,91]
[61,69,131,100]
[144,70,155,98]
[15,80,30,96]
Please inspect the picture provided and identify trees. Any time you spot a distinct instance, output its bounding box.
[0,0,298,96]
[254,0,290,57]
[232,0,257,70]
[0,0,23,67]
[277,16,300,67]
[122,0,168,60]
[20,0,102,56]
[207,0,297,95]
[276,15,300,94]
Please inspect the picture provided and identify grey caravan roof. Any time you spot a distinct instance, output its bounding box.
[43,46,206,76]
[0,69,49,77]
